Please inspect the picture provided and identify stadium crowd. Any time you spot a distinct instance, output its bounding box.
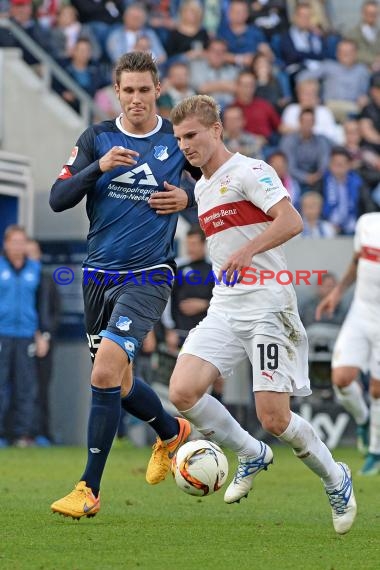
[1,0,380,231]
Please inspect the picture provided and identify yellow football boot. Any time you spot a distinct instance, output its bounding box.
[146,417,191,484]
[51,481,100,519]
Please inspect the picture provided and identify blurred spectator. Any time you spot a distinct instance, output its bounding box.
[147,0,180,44]
[280,107,331,192]
[26,238,60,447]
[94,70,120,120]
[217,0,270,68]
[299,190,336,238]
[0,226,50,448]
[133,329,157,386]
[0,0,9,17]
[299,271,347,327]
[106,3,167,66]
[35,0,66,29]
[0,0,54,66]
[280,78,340,143]
[287,0,334,33]
[322,147,364,234]
[164,224,214,352]
[232,70,280,144]
[189,38,238,109]
[267,150,301,209]
[50,4,102,63]
[360,71,380,157]
[164,0,209,62]
[248,0,289,40]
[157,61,196,118]
[70,0,124,57]
[279,1,325,82]
[250,51,292,112]
[343,118,366,170]
[298,38,370,123]
[59,37,107,113]
[163,224,224,402]
[341,118,380,195]
[202,0,228,37]
[222,104,264,158]
[347,0,380,68]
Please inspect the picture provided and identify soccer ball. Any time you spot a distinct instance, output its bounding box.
[172,439,229,497]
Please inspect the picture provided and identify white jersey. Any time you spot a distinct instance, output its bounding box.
[196,153,294,312]
[353,212,380,318]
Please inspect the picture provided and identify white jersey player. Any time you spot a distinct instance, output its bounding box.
[167,94,356,535]
[316,212,380,475]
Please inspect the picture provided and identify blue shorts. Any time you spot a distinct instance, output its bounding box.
[83,269,172,361]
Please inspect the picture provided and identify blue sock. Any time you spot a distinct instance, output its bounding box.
[121,377,178,440]
[81,385,121,496]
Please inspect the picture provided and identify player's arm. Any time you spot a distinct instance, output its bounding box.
[315,253,359,320]
[49,129,138,212]
[219,197,302,284]
[148,162,200,214]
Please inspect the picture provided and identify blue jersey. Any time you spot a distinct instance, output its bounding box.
[50,116,196,271]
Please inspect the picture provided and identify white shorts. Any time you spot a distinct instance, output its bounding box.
[180,305,311,397]
[332,306,380,379]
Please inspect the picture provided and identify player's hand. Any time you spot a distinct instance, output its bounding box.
[315,288,341,320]
[218,245,253,286]
[179,298,209,316]
[99,146,139,172]
[35,332,50,358]
[149,181,188,214]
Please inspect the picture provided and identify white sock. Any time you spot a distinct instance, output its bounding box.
[333,382,369,425]
[180,393,263,456]
[278,412,342,489]
[369,398,380,455]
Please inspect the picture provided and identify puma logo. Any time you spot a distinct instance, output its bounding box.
[261,371,275,381]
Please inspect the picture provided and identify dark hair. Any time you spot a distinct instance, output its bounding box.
[114,51,159,86]
[330,146,351,160]
[300,107,315,119]
[267,150,288,163]
[187,224,206,242]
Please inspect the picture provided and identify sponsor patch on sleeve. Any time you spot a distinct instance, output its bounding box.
[258,175,279,191]
[58,166,72,180]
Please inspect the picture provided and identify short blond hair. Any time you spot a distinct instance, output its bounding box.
[170,94,221,127]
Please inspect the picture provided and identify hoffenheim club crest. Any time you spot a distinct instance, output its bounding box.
[153,145,169,161]
[116,316,132,331]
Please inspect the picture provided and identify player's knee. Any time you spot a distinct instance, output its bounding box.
[332,368,357,388]
[91,364,119,389]
[169,384,195,411]
[258,412,289,436]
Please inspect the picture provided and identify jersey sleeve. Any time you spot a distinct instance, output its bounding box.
[49,127,103,212]
[241,161,289,214]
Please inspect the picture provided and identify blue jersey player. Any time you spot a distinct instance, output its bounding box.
[50,52,195,519]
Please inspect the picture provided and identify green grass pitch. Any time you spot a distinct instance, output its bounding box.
[0,444,378,570]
